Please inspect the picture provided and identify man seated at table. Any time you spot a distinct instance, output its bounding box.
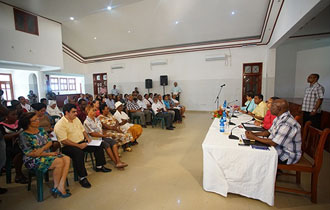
[245,99,302,165]
[249,94,267,122]
[54,103,111,188]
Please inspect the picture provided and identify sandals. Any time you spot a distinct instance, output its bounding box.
[124,147,132,152]
[116,162,128,168]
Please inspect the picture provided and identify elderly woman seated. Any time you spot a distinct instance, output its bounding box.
[98,103,134,151]
[18,112,71,198]
[84,105,127,169]
[31,103,53,133]
[46,100,63,119]
[113,102,142,144]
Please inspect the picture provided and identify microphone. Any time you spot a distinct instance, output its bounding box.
[227,99,238,105]
[228,124,240,140]
[220,84,226,87]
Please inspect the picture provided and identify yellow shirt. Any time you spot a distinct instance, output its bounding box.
[54,116,85,144]
[252,101,268,121]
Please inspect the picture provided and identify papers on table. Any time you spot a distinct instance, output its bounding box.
[49,131,57,141]
[242,123,260,128]
[87,139,102,146]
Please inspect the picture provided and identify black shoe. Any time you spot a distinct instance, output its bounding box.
[95,166,112,173]
[0,188,8,194]
[79,178,91,188]
[166,127,174,130]
[170,126,176,129]
[142,125,147,128]
[131,141,138,145]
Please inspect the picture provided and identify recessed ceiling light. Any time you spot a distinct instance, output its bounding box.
[107,6,112,11]
[94,37,97,40]
[70,17,74,20]
[175,21,179,24]
[128,30,131,33]
[231,11,235,15]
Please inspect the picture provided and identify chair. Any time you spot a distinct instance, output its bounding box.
[275,121,330,203]
[131,115,141,125]
[294,115,303,127]
[5,157,12,184]
[151,110,165,129]
[84,152,96,171]
[27,169,49,202]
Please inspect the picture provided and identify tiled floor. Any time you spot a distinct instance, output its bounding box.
[0,111,329,210]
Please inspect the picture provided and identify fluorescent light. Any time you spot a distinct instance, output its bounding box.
[107,6,112,11]
[70,17,74,20]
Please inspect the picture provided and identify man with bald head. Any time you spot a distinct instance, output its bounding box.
[245,99,302,165]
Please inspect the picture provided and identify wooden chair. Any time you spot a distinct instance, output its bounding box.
[294,115,303,127]
[276,121,330,203]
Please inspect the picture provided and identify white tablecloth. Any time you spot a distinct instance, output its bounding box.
[202,113,278,206]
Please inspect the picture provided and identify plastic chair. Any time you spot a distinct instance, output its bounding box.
[275,121,330,203]
[151,110,165,129]
[27,169,50,202]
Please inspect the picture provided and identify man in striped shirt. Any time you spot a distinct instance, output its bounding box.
[302,73,325,129]
[245,99,302,165]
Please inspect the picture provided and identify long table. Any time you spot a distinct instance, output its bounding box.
[202,113,278,206]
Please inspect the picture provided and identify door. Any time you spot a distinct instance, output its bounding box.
[0,73,14,103]
[93,73,107,95]
[242,63,262,105]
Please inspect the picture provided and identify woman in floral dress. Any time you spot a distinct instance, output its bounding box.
[98,104,134,152]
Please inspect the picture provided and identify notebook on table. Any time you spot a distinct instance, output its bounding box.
[242,123,266,132]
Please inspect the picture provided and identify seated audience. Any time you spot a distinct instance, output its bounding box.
[245,99,302,164]
[31,103,52,132]
[40,98,48,106]
[158,94,175,122]
[126,95,151,128]
[239,92,256,113]
[18,96,31,112]
[99,104,134,150]
[143,94,152,109]
[46,100,63,118]
[84,105,127,168]
[152,97,175,130]
[27,90,38,104]
[169,94,186,118]
[249,94,267,122]
[255,97,279,130]
[114,102,143,141]
[77,99,88,123]
[91,100,101,117]
[110,85,119,96]
[0,106,26,183]
[11,100,24,118]
[148,93,154,104]
[18,112,71,198]
[0,104,7,194]
[54,104,111,188]
[163,95,182,123]
[105,94,116,113]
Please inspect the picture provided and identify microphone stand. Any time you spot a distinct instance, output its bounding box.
[214,86,224,109]
[228,124,240,140]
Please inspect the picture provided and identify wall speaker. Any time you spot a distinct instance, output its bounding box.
[160,75,168,86]
[145,79,153,89]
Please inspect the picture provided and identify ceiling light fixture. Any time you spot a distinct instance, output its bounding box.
[231,11,235,15]
[94,37,97,40]
[107,6,112,11]
[175,21,179,24]
[128,30,131,33]
[70,17,74,20]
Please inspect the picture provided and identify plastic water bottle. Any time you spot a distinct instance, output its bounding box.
[223,100,227,110]
[220,118,225,133]
[223,111,227,122]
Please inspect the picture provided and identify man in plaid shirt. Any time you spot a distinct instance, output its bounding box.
[302,74,325,129]
[245,99,302,164]
[126,95,150,128]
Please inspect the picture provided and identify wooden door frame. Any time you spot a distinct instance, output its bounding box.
[242,63,262,106]
[93,73,107,95]
[0,73,14,100]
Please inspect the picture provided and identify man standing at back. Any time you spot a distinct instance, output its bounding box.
[54,103,111,189]
[302,73,325,129]
[171,82,182,101]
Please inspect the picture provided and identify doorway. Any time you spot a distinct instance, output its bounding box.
[242,63,262,105]
[93,73,107,95]
[28,73,39,98]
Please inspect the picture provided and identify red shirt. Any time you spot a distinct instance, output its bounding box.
[263,110,277,130]
[76,106,87,124]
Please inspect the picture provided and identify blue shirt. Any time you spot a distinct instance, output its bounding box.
[241,99,256,113]
[163,100,171,109]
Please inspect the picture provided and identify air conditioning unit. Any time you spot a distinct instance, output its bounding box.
[111,64,124,70]
[150,59,168,66]
[205,55,227,61]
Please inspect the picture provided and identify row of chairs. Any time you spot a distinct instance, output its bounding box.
[275,120,330,203]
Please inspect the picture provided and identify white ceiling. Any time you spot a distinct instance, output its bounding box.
[2,0,272,57]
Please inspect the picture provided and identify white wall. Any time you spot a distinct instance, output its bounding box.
[0,68,46,100]
[0,3,63,69]
[68,46,276,111]
[295,45,330,98]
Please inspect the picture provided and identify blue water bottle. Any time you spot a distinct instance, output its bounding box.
[223,111,227,122]
[223,100,227,110]
[220,118,225,133]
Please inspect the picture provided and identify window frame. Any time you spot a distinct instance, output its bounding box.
[68,78,76,91]
[59,78,68,91]
[13,8,39,36]
[50,77,59,91]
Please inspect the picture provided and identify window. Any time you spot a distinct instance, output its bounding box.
[68,78,76,90]
[0,74,14,102]
[50,77,59,91]
[60,78,68,91]
[14,8,39,35]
